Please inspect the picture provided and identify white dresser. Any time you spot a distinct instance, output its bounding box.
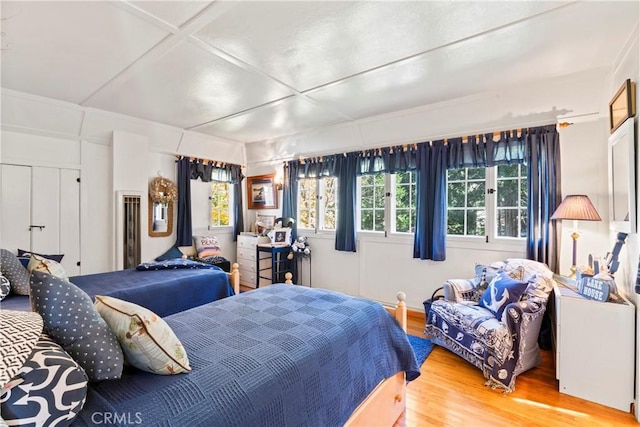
[236,233,271,288]
[551,277,634,412]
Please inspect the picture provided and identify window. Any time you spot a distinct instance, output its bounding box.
[210,181,232,227]
[447,164,527,240]
[358,171,417,234]
[297,177,337,232]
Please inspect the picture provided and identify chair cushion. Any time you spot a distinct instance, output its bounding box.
[479,272,529,319]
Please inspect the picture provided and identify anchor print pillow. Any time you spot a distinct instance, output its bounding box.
[479,272,528,320]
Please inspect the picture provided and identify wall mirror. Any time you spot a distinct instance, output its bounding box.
[148,196,174,237]
[608,117,636,233]
[148,176,177,237]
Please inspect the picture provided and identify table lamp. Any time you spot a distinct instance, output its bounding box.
[551,195,602,278]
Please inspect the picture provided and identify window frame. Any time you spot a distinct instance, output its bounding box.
[296,176,338,235]
[208,180,234,231]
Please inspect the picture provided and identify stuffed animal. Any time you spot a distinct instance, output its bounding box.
[291,236,311,256]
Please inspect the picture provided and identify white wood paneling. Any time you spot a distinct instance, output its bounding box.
[1,164,31,253]
[60,169,81,276]
[1,131,81,168]
[30,167,60,254]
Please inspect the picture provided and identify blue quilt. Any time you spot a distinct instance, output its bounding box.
[0,264,233,316]
[73,285,420,426]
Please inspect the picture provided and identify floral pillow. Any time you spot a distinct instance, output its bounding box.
[27,254,69,282]
[95,295,191,375]
[479,272,529,320]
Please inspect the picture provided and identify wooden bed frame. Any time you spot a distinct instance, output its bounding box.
[228,262,240,295]
[283,273,408,426]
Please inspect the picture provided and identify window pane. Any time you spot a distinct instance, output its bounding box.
[396,210,410,232]
[448,169,465,181]
[298,178,317,228]
[447,210,464,235]
[361,174,373,186]
[361,210,373,230]
[396,185,410,207]
[374,210,385,232]
[497,208,519,237]
[374,186,385,209]
[361,186,374,208]
[466,182,485,207]
[467,209,485,236]
[210,182,230,226]
[467,168,485,180]
[374,173,385,186]
[520,209,528,238]
[320,177,338,231]
[396,171,410,184]
[324,209,336,230]
[448,182,465,207]
[498,164,518,178]
[497,179,518,207]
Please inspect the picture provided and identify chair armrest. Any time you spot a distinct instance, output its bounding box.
[502,298,547,352]
[443,279,477,302]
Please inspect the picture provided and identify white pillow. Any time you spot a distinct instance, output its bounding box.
[27,254,68,282]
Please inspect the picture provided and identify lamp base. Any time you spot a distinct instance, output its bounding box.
[567,265,577,280]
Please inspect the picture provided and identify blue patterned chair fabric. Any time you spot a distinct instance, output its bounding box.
[424,258,554,392]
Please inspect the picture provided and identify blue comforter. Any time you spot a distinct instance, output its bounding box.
[1,262,233,316]
[73,285,420,427]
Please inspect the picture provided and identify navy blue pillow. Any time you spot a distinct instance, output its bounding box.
[479,273,528,319]
[154,245,184,261]
[29,270,123,382]
[17,249,64,263]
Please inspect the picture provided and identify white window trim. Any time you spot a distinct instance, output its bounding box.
[297,177,338,234]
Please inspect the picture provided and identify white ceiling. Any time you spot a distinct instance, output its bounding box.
[1,1,638,144]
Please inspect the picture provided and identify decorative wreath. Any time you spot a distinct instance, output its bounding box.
[149,176,178,204]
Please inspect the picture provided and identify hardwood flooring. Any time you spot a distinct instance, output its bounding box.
[398,310,637,427]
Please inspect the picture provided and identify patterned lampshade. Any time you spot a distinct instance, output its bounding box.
[551,195,602,221]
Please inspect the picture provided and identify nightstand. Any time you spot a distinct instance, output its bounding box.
[551,275,634,411]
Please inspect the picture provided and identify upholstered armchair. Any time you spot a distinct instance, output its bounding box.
[424,258,554,392]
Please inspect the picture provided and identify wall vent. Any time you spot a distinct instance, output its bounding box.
[116,191,142,269]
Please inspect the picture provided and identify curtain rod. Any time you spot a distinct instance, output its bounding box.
[174,155,245,169]
[291,122,573,162]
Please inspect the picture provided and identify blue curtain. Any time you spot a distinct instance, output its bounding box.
[229,165,244,241]
[447,131,526,169]
[526,126,562,272]
[282,161,299,240]
[334,153,358,252]
[413,141,447,260]
[176,157,192,246]
[357,145,418,175]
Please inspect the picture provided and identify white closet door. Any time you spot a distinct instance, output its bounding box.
[1,165,31,252]
[31,167,60,255]
[60,169,80,276]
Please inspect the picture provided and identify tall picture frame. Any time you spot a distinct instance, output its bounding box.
[609,79,636,133]
[247,174,278,210]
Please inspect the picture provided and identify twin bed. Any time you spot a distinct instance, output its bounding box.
[2,262,419,426]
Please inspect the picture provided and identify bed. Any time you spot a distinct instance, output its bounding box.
[70,284,419,426]
[1,261,241,317]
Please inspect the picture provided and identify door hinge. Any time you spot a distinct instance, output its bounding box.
[486,236,489,243]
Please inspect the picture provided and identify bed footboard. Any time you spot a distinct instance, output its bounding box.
[345,292,408,426]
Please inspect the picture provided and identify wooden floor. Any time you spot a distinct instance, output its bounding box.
[398,311,638,427]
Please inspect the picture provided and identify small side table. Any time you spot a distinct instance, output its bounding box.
[256,244,292,287]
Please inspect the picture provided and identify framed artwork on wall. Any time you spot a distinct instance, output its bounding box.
[247,174,278,210]
[609,79,636,133]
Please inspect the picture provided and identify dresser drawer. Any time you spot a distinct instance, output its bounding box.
[237,247,256,262]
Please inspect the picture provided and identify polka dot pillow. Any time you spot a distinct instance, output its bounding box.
[29,270,123,382]
[1,249,30,295]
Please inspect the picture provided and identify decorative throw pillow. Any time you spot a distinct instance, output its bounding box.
[479,272,529,320]
[505,258,553,280]
[95,296,191,375]
[193,235,222,258]
[18,255,31,268]
[474,261,506,285]
[1,249,30,295]
[17,249,65,263]
[155,245,185,261]
[29,270,123,381]
[0,274,10,301]
[27,254,69,281]
[0,310,43,389]
[1,335,88,426]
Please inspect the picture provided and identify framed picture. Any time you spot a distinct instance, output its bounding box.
[256,215,276,230]
[247,174,278,210]
[268,227,292,246]
[609,79,636,133]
